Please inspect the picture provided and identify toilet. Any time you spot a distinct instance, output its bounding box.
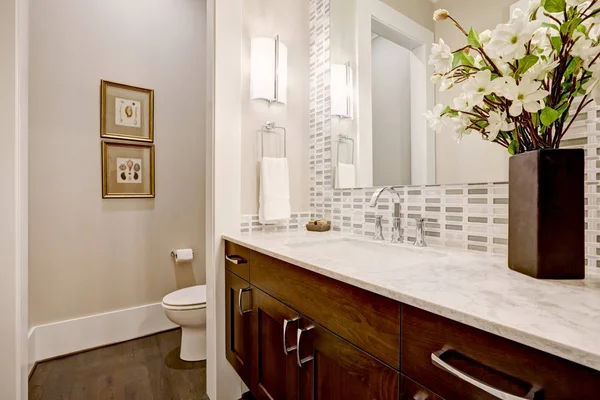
[161,284,207,361]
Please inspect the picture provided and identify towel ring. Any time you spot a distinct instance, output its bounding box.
[260,121,287,158]
[336,134,355,165]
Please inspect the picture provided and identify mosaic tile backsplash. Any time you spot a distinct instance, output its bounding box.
[242,0,600,268]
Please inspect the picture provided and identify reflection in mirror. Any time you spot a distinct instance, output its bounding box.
[331,0,435,189]
[330,0,511,189]
[371,33,413,187]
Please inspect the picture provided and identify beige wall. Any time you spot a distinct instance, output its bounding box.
[29,0,206,326]
[241,0,310,215]
[434,0,515,184]
[383,0,434,31]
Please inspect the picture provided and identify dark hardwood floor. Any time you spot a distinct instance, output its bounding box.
[29,329,209,400]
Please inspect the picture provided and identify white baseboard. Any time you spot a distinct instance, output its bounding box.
[28,302,176,374]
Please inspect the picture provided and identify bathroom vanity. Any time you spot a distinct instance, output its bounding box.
[223,232,600,400]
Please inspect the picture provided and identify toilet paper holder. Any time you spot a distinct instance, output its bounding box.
[170,250,194,257]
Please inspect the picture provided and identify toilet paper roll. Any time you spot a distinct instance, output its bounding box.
[174,249,194,263]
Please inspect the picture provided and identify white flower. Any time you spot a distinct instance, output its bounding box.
[454,92,474,112]
[500,77,549,116]
[450,113,474,143]
[439,76,456,91]
[485,110,515,141]
[531,27,552,56]
[424,104,446,133]
[428,38,453,74]
[583,69,600,105]
[487,9,541,60]
[433,9,449,21]
[526,0,542,14]
[462,70,497,107]
[479,30,492,46]
[571,32,600,61]
[524,58,560,80]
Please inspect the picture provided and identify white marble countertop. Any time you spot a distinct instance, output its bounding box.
[222,230,600,371]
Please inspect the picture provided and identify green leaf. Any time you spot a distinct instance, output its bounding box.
[468,27,481,49]
[542,22,560,31]
[508,140,519,155]
[560,17,582,36]
[452,50,474,68]
[556,102,569,116]
[551,36,562,52]
[564,57,579,79]
[544,0,566,13]
[516,55,539,76]
[442,106,458,118]
[532,112,540,127]
[541,107,561,126]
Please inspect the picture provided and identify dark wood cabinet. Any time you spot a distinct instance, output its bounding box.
[250,249,401,369]
[297,319,399,400]
[251,289,300,400]
[225,270,253,388]
[402,305,600,400]
[225,241,600,400]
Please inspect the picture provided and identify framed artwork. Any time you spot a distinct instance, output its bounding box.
[102,141,155,198]
[101,80,154,142]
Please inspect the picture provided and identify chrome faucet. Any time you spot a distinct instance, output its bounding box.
[414,217,427,247]
[369,187,402,243]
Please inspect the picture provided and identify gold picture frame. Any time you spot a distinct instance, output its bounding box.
[102,141,155,198]
[101,80,154,142]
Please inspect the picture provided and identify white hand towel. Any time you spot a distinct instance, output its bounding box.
[259,157,291,224]
[335,162,356,189]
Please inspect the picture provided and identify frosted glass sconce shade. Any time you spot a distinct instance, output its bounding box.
[251,36,288,104]
[331,63,353,118]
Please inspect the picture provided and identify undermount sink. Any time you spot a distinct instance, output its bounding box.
[284,237,447,266]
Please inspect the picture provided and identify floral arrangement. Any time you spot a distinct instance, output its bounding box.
[425,0,600,154]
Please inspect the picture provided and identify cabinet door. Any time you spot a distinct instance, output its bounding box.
[252,289,300,400]
[225,270,253,387]
[297,320,399,400]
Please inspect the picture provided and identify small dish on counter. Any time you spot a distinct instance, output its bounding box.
[306,220,331,232]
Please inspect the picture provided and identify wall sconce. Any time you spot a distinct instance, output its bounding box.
[250,35,288,104]
[331,63,353,118]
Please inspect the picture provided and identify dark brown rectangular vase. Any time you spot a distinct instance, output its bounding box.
[508,149,585,279]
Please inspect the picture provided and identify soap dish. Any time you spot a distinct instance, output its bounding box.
[306,222,331,232]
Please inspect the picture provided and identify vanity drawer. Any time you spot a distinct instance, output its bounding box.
[225,241,250,281]
[402,305,600,400]
[249,249,401,369]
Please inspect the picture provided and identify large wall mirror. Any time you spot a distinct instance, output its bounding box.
[330,0,511,189]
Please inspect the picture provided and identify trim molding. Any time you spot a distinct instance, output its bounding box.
[28,302,176,374]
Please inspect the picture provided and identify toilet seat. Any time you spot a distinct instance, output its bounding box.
[162,285,206,310]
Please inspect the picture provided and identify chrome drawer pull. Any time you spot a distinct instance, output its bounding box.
[431,350,540,400]
[238,287,252,316]
[296,326,314,367]
[283,317,299,355]
[226,255,247,265]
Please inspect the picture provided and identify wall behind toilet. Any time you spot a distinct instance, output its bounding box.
[28,0,206,326]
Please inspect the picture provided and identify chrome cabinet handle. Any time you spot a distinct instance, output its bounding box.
[431,350,540,400]
[238,287,252,316]
[413,391,429,400]
[226,255,247,265]
[283,317,299,355]
[296,326,314,367]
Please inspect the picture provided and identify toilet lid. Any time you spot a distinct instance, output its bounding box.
[162,285,206,307]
